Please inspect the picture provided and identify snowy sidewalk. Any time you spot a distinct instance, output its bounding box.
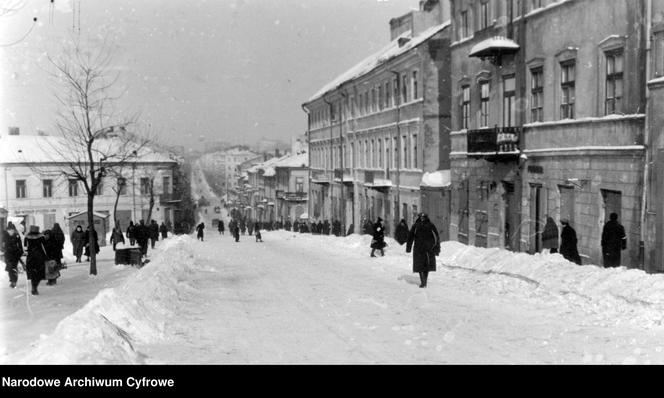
[5,230,664,364]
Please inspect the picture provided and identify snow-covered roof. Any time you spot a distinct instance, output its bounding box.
[263,166,276,177]
[469,36,519,57]
[247,154,290,174]
[0,134,176,165]
[421,170,451,188]
[273,152,308,168]
[306,21,450,103]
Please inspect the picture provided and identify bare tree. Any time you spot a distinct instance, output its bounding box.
[39,39,150,275]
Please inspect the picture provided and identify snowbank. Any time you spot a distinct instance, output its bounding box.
[278,231,664,329]
[18,235,204,364]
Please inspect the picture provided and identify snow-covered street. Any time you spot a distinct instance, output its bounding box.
[5,224,664,364]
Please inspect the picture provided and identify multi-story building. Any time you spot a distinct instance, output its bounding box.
[448,0,660,269]
[0,132,179,233]
[302,0,453,237]
[274,152,309,223]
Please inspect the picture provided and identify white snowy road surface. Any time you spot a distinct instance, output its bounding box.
[4,230,664,364]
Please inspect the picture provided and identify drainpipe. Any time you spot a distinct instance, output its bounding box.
[390,70,402,224]
[641,0,653,270]
[301,104,311,223]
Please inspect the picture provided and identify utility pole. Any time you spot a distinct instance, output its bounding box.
[390,70,402,227]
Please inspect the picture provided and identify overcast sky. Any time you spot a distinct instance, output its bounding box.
[0,0,420,151]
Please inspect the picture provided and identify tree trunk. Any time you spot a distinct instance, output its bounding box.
[113,188,121,229]
[146,178,155,223]
[88,193,97,275]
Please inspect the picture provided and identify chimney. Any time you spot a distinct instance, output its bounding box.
[8,127,19,135]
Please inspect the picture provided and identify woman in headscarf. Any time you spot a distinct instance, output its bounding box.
[542,216,559,254]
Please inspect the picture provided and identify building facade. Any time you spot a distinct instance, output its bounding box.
[303,0,453,236]
[448,0,658,269]
[0,134,178,233]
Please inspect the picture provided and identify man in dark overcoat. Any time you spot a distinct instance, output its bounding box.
[370,218,386,257]
[4,224,23,288]
[559,219,582,265]
[601,212,626,267]
[406,213,440,288]
[24,226,47,295]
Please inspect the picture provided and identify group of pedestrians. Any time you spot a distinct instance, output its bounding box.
[541,212,627,267]
[3,221,68,295]
[125,219,170,257]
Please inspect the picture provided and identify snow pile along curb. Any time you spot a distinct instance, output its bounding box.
[438,241,664,328]
[18,235,202,364]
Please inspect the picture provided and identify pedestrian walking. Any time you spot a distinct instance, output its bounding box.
[3,224,23,288]
[395,219,409,246]
[51,223,66,268]
[150,220,159,249]
[370,218,387,257]
[240,219,246,235]
[601,212,627,268]
[406,213,440,288]
[255,224,262,242]
[70,225,85,263]
[135,220,149,257]
[83,225,100,261]
[110,225,125,251]
[218,220,224,235]
[285,219,292,231]
[43,230,62,286]
[196,222,205,241]
[160,222,168,239]
[323,220,331,235]
[126,221,136,246]
[542,216,559,253]
[559,219,582,265]
[24,226,47,295]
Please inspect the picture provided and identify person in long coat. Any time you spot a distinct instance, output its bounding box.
[317,220,323,235]
[24,226,47,295]
[4,224,23,288]
[126,221,136,246]
[110,226,125,251]
[370,218,387,257]
[196,222,205,241]
[43,230,61,286]
[51,223,66,268]
[160,222,168,239]
[406,213,440,288]
[322,220,331,235]
[332,220,341,237]
[559,219,582,265]
[70,225,86,263]
[84,226,100,261]
[285,219,292,232]
[542,217,559,253]
[395,219,409,246]
[601,212,627,268]
[239,219,246,235]
[150,220,160,249]
[218,220,225,235]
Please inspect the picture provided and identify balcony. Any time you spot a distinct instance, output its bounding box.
[311,169,331,185]
[467,126,521,162]
[159,193,182,204]
[334,168,354,184]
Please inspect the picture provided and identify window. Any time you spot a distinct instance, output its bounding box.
[402,135,408,169]
[364,140,369,168]
[479,2,489,30]
[68,179,78,197]
[364,91,369,114]
[351,142,355,169]
[385,81,391,108]
[605,51,624,115]
[163,176,171,194]
[370,139,375,168]
[16,179,26,199]
[393,137,398,169]
[412,70,419,99]
[461,85,471,129]
[393,77,399,105]
[480,81,490,127]
[412,133,418,169]
[385,138,390,169]
[372,87,377,112]
[378,84,384,110]
[460,10,470,39]
[530,68,544,122]
[378,139,383,168]
[296,177,304,192]
[43,179,52,198]
[402,74,409,103]
[140,177,150,195]
[503,76,516,127]
[561,61,575,119]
